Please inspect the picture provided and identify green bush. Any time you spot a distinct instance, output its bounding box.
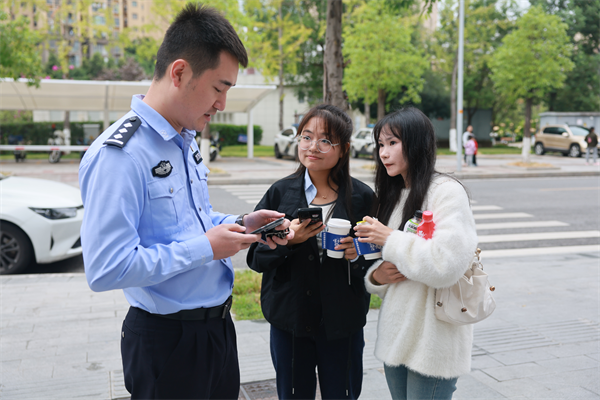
[0,121,106,145]
[208,124,263,146]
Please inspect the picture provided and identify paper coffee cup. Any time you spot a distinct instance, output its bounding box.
[325,218,352,259]
[355,220,382,260]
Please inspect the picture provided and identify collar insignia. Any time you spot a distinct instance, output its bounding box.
[152,160,173,178]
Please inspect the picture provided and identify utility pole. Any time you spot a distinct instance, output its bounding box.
[456,0,465,172]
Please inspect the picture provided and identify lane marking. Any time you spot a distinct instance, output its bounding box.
[478,230,600,243]
[539,187,600,192]
[472,205,503,211]
[476,221,569,230]
[474,212,533,220]
[483,245,600,258]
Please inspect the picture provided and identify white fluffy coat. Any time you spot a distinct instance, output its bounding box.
[365,175,478,379]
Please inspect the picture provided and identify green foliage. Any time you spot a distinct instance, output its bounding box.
[207,124,263,146]
[0,111,33,124]
[220,145,275,158]
[0,121,105,145]
[490,5,574,105]
[0,11,43,86]
[232,270,264,320]
[369,295,382,309]
[343,0,427,110]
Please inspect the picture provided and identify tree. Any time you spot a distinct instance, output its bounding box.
[0,11,43,86]
[344,1,427,120]
[490,5,574,162]
[244,0,311,130]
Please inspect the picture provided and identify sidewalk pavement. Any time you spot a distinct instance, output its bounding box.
[2,252,599,399]
[1,153,598,189]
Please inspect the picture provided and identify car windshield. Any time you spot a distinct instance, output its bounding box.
[570,126,589,136]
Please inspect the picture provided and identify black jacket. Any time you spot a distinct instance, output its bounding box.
[247,172,375,340]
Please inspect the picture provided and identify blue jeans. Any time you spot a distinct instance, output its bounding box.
[384,364,458,400]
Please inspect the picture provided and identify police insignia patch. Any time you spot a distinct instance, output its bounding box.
[193,150,202,164]
[104,115,141,148]
[152,160,173,177]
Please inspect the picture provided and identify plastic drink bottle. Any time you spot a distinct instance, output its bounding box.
[416,211,435,239]
[403,210,423,234]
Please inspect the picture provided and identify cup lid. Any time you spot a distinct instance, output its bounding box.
[328,218,351,228]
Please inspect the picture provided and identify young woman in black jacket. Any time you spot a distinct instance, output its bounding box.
[247,104,375,400]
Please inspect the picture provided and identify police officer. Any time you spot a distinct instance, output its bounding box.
[79,4,292,399]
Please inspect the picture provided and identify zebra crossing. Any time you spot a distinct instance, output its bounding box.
[214,184,600,259]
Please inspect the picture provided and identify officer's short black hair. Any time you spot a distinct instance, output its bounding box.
[154,3,248,80]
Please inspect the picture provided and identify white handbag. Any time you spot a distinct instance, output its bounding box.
[434,248,496,325]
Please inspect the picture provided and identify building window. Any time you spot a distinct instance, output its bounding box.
[131,1,137,6]
[132,13,138,19]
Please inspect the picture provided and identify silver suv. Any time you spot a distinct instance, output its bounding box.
[351,128,375,158]
[274,126,298,159]
[534,125,595,157]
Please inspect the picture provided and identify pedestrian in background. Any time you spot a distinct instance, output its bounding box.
[79,4,292,399]
[465,134,476,167]
[355,108,477,400]
[472,134,479,166]
[584,127,598,165]
[462,125,473,164]
[247,104,375,400]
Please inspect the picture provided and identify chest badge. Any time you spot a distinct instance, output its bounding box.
[193,150,202,164]
[152,160,173,178]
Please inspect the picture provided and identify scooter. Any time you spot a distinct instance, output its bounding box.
[9,135,27,162]
[210,134,221,162]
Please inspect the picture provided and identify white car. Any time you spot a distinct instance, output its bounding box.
[351,128,375,158]
[0,174,84,274]
[274,126,298,159]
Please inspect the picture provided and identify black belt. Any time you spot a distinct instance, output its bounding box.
[152,296,233,321]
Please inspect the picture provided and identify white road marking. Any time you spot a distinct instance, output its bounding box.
[483,245,600,258]
[474,212,533,220]
[476,221,569,230]
[471,205,503,211]
[478,231,600,243]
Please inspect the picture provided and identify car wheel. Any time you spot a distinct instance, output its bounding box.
[0,223,34,275]
[274,144,282,159]
[534,142,545,155]
[351,148,358,158]
[568,144,581,158]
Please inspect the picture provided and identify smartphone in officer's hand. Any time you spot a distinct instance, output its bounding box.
[249,216,286,235]
[297,207,323,225]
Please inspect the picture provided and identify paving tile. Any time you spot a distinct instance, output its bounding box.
[543,341,600,358]
[360,368,392,400]
[482,362,550,382]
[471,355,506,370]
[454,372,506,399]
[528,368,600,394]
[535,355,599,373]
[489,347,558,366]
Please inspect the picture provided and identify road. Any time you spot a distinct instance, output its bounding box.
[20,175,600,274]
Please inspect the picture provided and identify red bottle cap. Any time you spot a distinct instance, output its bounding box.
[422,211,433,222]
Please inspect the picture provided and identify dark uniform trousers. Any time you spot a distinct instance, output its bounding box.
[270,324,365,400]
[121,306,240,399]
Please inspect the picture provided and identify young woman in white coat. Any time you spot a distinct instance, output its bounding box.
[354,108,478,400]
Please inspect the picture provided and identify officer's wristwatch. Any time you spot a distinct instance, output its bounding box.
[235,214,247,227]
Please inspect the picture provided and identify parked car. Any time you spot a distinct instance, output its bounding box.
[533,125,597,157]
[0,174,84,274]
[274,125,298,159]
[351,128,375,158]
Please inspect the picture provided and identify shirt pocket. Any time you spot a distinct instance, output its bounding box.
[194,163,211,210]
[147,173,185,237]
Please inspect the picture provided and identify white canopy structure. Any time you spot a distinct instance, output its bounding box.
[0,78,276,159]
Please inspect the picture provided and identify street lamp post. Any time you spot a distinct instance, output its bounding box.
[456,0,465,172]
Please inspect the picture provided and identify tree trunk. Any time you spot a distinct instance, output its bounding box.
[323,0,346,110]
[377,88,386,121]
[278,3,284,131]
[364,87,370,126]
[450,59,458,131]
[522,97,533,163]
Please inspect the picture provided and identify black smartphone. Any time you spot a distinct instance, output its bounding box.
[298,207,323,225]
[249,217,285,234]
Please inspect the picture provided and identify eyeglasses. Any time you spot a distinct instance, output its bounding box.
[297,135,340,153]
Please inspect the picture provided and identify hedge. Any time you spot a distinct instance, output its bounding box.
[208,124,263,146]
[0,121,105,145]
[0,121,262,146]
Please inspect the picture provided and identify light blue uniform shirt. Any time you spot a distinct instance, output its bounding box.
[79,95,237,314]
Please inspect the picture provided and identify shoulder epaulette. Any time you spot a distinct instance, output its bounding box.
[104,116,142,148]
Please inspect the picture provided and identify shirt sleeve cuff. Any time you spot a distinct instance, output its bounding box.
[184,235,214,267]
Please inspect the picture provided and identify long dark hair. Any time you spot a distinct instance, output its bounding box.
[291,104,355,223]
[372,107,439,229]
